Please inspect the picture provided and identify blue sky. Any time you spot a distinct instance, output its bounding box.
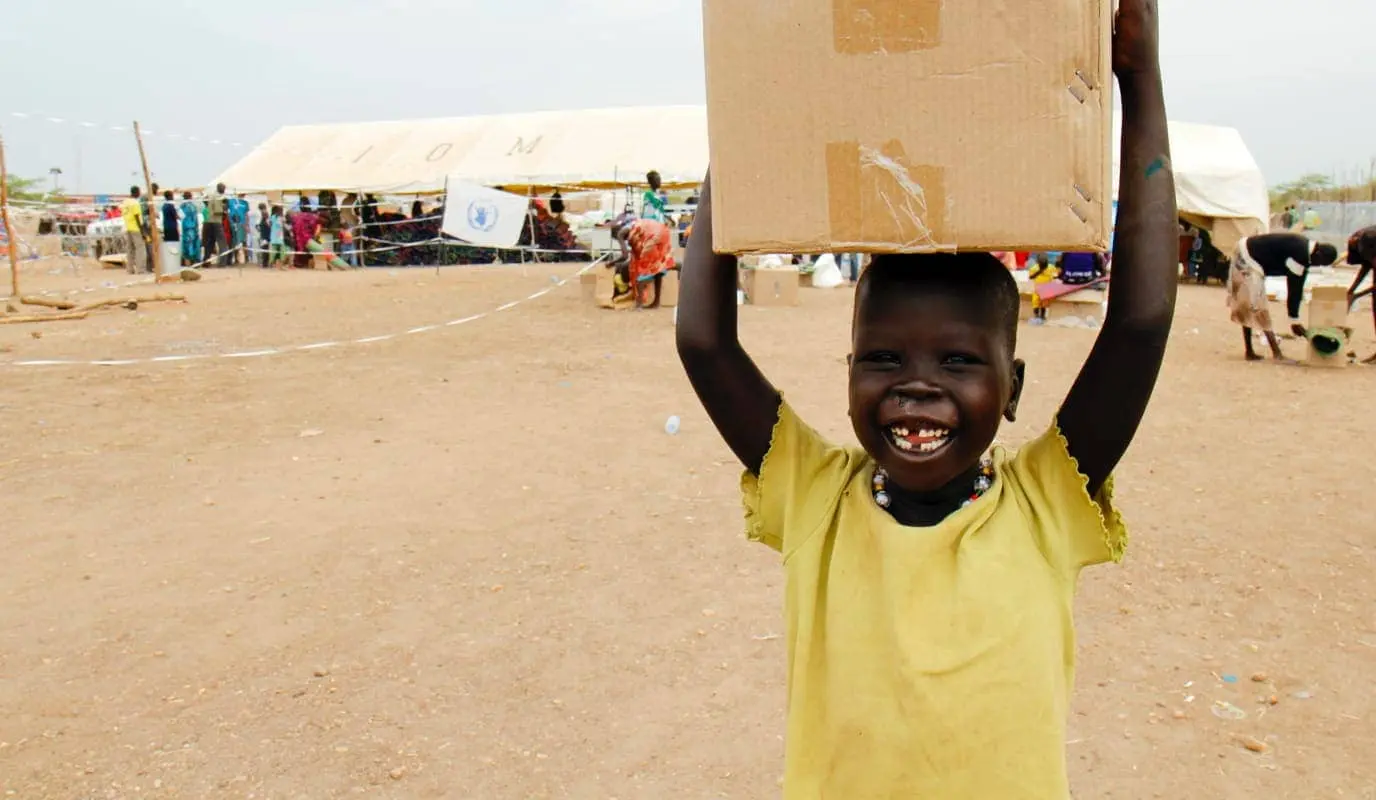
[1,0,1371,193]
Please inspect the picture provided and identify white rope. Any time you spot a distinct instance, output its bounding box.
[0,258,606,369]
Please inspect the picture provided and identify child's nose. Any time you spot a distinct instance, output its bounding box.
[892,376,943,403]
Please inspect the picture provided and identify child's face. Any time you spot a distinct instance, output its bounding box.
[849,287,1023,494]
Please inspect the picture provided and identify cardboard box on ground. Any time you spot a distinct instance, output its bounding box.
[702,0,1113,254]
[581,267,680,309]
[1306,285,1351,368]
[740,265,800,307]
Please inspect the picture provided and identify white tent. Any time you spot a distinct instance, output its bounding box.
[212,106,709,195]
[1113,120,1269,253]
[212,117,490,194]
[218,108,1268,252]
[448,106,707,190]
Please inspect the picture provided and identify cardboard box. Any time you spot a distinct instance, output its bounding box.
[742,268,800,307]
[1306,331,1350,368]
[658,270,680,308]
[1044,290,1105,324]
[580,271,600,304]
[1305,285,1351,368]
[703,0,1113,254]
[1307,285,1349,330]
[582,266,619,309]
[561,193,604,215]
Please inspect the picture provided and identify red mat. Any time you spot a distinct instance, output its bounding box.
[1035,276,1108,302]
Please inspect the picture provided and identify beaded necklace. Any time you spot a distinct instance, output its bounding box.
[871,457,995,511]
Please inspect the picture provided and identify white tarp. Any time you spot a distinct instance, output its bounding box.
[213,106,708,195]
[440,181,530,248]
[809,254,846,288]
[1113,120,1269,252]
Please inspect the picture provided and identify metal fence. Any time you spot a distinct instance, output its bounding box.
[1295,202,1376,249]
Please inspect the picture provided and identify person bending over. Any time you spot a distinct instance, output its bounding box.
[1229,231,1338,361]
[1345,225,1376,363]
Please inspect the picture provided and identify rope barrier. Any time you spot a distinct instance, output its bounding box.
[0,258,607,369]
[5,228,609,263]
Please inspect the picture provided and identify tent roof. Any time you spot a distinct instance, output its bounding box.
[216,107,1269,239]
[450,106,708,191]
[1113,119,1269,225]
[212,105,710,194]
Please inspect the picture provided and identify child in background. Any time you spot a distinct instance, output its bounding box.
[268,206,287,270]
[674,1,1175,796]
[1061,251,1108,285]
[1028,252,1061,323]
[339,224,357,267]
[641,171,668,222]
[257,203,272,268]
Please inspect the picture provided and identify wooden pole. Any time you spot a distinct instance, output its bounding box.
[0,311,89,325]
[0,133,21,298]
[132,121,164,281]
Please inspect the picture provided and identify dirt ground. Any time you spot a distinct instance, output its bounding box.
[1,258,1373,799]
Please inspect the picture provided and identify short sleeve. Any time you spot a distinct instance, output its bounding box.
[1006,424,1128,572]
[741,401,854,555]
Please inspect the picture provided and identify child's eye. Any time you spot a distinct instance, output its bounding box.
[942,353,983,367]
[860,352,901,368]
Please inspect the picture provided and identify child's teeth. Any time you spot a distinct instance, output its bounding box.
[890,427,951,453]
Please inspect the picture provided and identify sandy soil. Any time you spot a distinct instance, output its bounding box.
[1,258,1373,799]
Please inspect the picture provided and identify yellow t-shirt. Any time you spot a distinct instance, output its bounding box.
[121,198,143,234]
[742,402,1127,799]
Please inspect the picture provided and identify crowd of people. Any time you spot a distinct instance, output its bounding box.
[115,182,272,273]
[105,185,597,274]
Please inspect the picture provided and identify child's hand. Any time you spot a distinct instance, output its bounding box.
[1113,0,1161,78]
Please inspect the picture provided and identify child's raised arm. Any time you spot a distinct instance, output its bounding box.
[1057,0,1177,494]
[675,170,781,475]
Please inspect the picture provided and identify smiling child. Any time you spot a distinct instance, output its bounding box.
[674,1,1177,796]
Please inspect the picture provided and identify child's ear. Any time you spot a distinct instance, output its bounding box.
[846,353,853,368]
[1005,359,1026,422]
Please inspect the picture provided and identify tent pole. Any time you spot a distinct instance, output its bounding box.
[133,121,165,282]
[523,186,536,273]
[356,188,367,268]
[0,133,21,298]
